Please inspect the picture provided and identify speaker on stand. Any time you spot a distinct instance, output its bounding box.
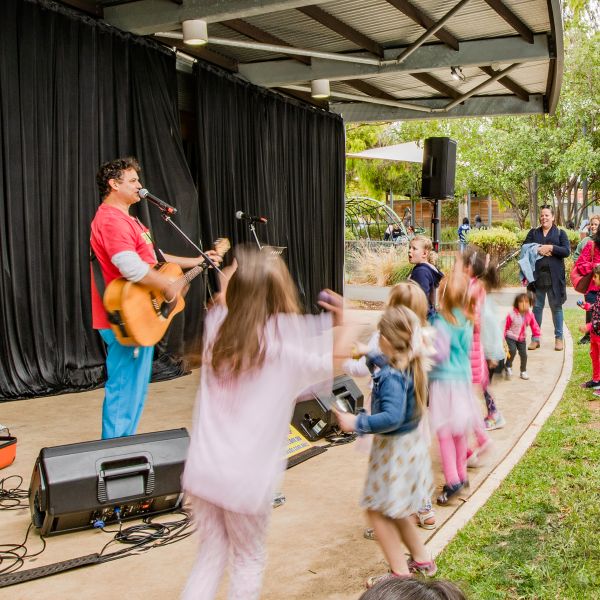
[421,137,457,251]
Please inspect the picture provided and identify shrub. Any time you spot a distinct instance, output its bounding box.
[496,220,520,233]
[390,261,414,284]
[345,242,408,286]
[466,227,519,259]
[345,227,357,240]
[560,227,580,251]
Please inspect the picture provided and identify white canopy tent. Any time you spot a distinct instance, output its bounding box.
[346,141,423,163]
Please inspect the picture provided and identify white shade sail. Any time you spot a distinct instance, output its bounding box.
[346,141,423,163]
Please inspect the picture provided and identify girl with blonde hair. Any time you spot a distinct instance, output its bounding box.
[337,305,437,587]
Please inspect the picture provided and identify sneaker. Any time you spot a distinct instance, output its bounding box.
[593,390,600,398]
[579,334,591,345]
[485,413,506,430]
[466,451,480,468]
[555,338,564,351]
[580,380,600,389]
[528,340,540,350]
[407,558,437,577]
[436,482,463,505]
[504,367,513,379]
[520,371,529,380]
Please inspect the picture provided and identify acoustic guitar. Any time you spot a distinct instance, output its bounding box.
[103,238,230,347]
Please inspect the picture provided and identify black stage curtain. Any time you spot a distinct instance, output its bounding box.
[192,61,345,312]
[0,0,203,400]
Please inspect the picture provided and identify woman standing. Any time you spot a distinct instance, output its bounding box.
[523,205,570,351]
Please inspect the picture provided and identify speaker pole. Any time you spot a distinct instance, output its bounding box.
[431,198,441,252]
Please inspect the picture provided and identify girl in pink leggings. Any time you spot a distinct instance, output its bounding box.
[428,269,481,505]
[181,246,348,600]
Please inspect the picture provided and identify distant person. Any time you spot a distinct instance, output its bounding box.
[384,223,402,242]
[523,205,570,352]
[504,293,541,381]
[474,214,483,229]
[577,265,600,393]
[408,235,443,320]
[407,225,416,239]
[359,577,467,599]
[457,217,470,252]
[403,207,412,228]
[566,220,576,230]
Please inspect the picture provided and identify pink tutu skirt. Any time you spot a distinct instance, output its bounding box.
[428,379,483,436]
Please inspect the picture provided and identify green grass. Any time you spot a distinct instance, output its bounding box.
[436,309,600,599]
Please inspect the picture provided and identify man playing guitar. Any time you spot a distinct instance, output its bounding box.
[90,157,222,439]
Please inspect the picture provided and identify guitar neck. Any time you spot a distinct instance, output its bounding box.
[179,262,208,286]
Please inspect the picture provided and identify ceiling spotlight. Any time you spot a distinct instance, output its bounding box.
[450,66,466,82]
[182,19,208,46]
[311,79,330,99]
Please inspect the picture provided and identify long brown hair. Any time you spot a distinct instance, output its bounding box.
[377,305,428,416]
[211,246,301,378]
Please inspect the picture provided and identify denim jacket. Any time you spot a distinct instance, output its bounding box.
[355,353,419,436]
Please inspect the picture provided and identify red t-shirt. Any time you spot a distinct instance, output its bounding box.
[90,203,157,329]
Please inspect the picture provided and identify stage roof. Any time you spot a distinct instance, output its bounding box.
[63,0,563,123]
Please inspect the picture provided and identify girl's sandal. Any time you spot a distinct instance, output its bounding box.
[416,510,436,530]
[363,527,376,540]
[366,572,413,589]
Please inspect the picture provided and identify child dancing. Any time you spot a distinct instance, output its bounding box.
[336,305,436,587]
[344,282,437,533]
[429,269,480,505]
[181,246,348,600]
[504,292,541,380]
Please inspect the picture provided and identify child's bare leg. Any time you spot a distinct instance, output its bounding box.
[394,515,430,564]
[367,509,410,575]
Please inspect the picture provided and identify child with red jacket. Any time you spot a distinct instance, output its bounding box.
[504,293,541,380]
[578,265,600,392]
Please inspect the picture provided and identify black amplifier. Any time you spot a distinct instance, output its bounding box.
[29,428,189,536]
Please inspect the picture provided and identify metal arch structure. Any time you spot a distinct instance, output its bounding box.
[60,0,567,122]
[345,196,407,241]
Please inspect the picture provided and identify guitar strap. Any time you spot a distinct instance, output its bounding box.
[90,249,106,297]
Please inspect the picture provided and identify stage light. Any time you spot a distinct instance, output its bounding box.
[311,79,330,99]
[450,66,465,82]
[182,20,208,46]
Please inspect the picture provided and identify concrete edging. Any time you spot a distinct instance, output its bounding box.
[426,326,574,558]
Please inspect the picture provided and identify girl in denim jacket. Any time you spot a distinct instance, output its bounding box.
[336,305,436,588]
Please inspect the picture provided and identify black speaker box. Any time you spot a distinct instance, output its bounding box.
[421,137,457,199]
[291,375,364,442]
[29,428,189,536]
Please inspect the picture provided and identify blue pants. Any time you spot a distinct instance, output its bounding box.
[99,329,154,439]
[532,288,564,341]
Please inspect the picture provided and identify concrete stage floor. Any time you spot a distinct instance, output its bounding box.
[0,302,567,599]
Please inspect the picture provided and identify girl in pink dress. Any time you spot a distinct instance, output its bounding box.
[181,246,345,600]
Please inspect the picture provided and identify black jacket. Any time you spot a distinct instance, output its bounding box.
[523,225,570,304]
[409,262,444,318]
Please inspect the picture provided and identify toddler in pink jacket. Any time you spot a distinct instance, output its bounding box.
[504,293,541,380]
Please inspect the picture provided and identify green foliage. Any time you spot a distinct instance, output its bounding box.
[560,226,582,250]
[496,220,521,233]
[345,227,357,240]
[467,227,519,258]
[436,309,600,598]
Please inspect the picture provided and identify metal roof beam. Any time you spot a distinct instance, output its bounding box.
[298,5,384,58]
[384,0,460,51]
[239,34,550,86]
[221,19,311,64]
[482,0,534,43]
[331,94,545,122]
[345,80,399,102]
[154,35,239,71]
[410,73,461,99]
[479,65,530,101]
[103,0,331,35]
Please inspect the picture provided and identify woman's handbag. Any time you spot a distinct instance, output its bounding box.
[571,242,595,293]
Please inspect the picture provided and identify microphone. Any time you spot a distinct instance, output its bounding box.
[138,188,177,215]
[235,210,268,224]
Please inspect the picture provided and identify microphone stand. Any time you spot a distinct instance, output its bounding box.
[153,206,223,275]
[248,222,263,251]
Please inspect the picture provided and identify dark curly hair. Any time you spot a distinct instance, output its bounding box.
[96,157,140,200]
